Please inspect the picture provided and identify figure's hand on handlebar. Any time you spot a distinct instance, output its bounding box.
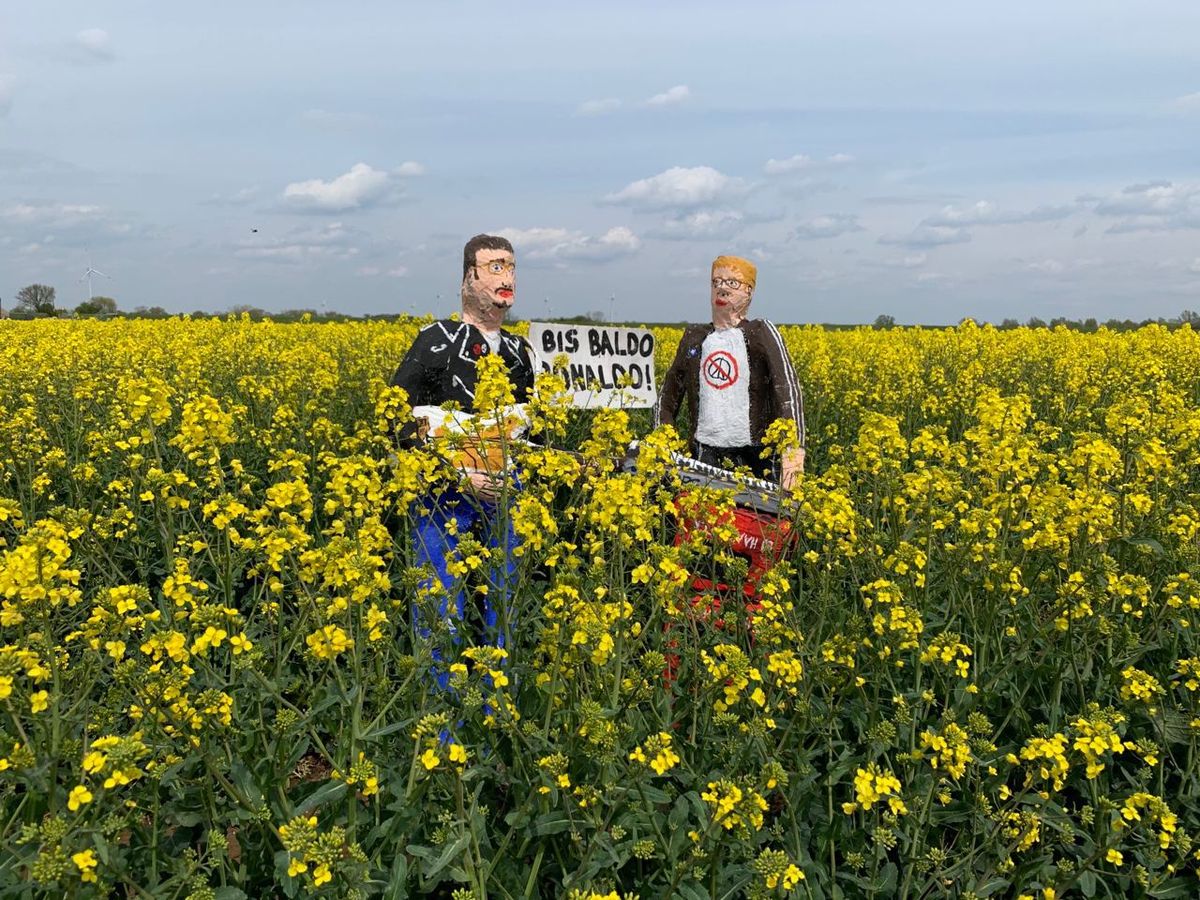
[462,470,502,502]
[781,446,805,492]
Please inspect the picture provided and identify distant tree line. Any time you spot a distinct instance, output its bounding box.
[4,283,1200,333]
[863,311,1200,332]
[995,312,1200,332]
[2,284,173,320]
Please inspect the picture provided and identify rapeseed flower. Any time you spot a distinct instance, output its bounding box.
[628,732,680,776]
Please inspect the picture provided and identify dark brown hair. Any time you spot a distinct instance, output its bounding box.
[462,234,514,280]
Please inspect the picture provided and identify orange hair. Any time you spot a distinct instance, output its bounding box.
[711,255,757,289]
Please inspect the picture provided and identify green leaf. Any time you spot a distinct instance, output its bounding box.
[1079,868,1097,897]
[1123,536,1165,556]
[1149,878,1196,898]
[411,833,470,883]
[634,783,671,804]
[973,877,1011,897]
[93,833,111,866]
[675,881,708,900]
[283,737,312,773]
[230,761,264,807]
[685,790,707,820]
[170,810,205,828]
[533,811,572,835]
[273,850,299,899]
[668,794,690,830]
[872,861,898,894]
[405,846,434,864]
[295,780,348,816]
[360,720,410,741]
[503,807,531,829]
[1160,708,1193,745]
[383,855,408,900]
[214,889,248,900]
[667,817,688,858]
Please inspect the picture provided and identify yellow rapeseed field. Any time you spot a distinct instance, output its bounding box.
[3,316,1200,898]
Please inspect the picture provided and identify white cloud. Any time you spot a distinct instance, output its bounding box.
[604,166,747,211]
[236,221,362,263]
[357,265,409,278]
[879,253,927,269]
[1093,181,1200,232]
[791,213,862,240]
[207,186,260,206]
[3,202,104,225]
[2,201,131,246]
[643,85,689,107]
[394,161,425,177]
[0,148,81,178]
[1094,181,1184,215]
[237,246,348,263]
[1166,92,1200,114]
[875,199,1077,252]
[651,209,745,240]
[764,153,854,175]
[1190,258,1200,274]
[922,200,1075,227]
[73,28,114,62]
[576,97,621,116]
[0,76,12,117]
[879,225,972,248]
[497,225,641,264]
[282,163,392,212]
[1027,259,1066,274]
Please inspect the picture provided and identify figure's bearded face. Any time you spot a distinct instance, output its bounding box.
[462,250,516,320]
[710,266,753,320]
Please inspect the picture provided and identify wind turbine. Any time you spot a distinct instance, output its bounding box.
[79,253,111,300]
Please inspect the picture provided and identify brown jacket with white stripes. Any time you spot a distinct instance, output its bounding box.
[654,318,805,451]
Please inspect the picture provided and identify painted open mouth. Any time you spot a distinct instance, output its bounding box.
[496,289,514,301]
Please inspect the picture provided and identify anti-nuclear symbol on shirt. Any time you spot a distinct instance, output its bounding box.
[702,350,739,390]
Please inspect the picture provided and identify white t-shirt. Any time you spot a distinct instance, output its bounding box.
[481,330,502,354]
[695,327,752,447]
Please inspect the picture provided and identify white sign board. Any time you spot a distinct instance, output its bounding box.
[528,322,657,409]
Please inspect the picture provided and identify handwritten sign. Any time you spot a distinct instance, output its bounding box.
[528,322,657,408]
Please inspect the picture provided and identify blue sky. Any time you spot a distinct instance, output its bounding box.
[2,1,1199,324]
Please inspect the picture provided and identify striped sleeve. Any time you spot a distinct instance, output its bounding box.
[762,320,805,446]
[654,329,691,430]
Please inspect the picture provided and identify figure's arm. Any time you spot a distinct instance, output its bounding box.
[761,321,806,487]
[654,333,690,431]
[388,330,432,448]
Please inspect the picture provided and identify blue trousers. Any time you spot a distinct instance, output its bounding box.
[411,486,518,687]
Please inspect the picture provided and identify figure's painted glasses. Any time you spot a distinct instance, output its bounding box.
[712,277,751,291]
[476,260,516,276]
